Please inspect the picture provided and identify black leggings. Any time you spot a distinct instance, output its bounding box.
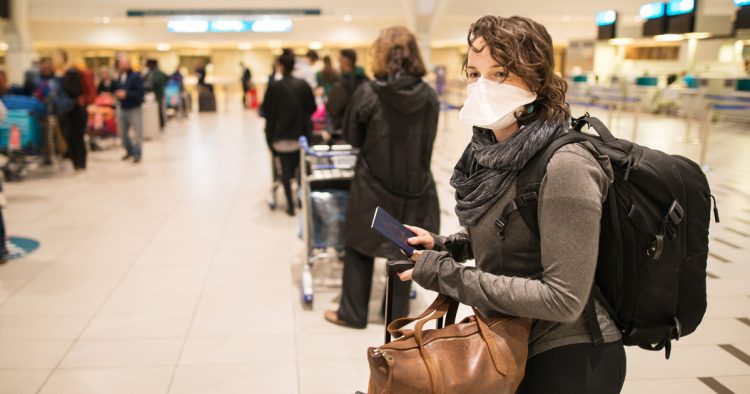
[277,151,300,213]
[517,341,626,394]
[60,105,88,170]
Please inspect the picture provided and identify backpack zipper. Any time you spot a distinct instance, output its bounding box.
[624,145,643,181]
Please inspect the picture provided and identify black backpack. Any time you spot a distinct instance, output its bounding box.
[510,114,719,359]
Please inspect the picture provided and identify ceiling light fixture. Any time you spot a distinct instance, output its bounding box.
[343,14,352,22]
[654,34,684,42]
[308,41,323,50]
[608,38,634,45]
[0,42,8,51]
[102,17,111,24]
[156,43,172,51]
[683,32,711,39]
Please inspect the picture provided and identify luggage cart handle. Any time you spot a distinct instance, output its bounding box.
[299,136,357,158]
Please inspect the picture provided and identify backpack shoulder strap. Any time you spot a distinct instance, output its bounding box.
[512,132,593,239]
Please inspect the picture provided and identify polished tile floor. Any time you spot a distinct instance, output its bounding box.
[0,104,748,393]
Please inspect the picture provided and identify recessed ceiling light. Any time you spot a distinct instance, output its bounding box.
[343,15,352,22]
[156,43,172,51]
[308,41,323,50]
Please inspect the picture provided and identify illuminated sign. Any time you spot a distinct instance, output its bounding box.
[735,0,750,6]
[167,19,293,33]
[667,0,695,16]
[596,10,617,26]
[640,2,666,20]
[249,19,293,32]
[167,20,209,33]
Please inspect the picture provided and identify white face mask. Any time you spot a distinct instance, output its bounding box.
[459,77,537,130]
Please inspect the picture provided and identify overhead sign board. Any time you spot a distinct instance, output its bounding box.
[640,2,666,19]
[167,19,293,33]
[666,0,695,16]
[596,10,617,26]
[129,9,320,17]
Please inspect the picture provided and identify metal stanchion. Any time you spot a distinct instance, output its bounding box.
[632,99,641,142]
[698,103,712,170]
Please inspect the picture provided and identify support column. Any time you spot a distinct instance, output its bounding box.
[4,0,34,84]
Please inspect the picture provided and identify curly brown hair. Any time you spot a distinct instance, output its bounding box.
[371,26,427,79]
[464,16,569,125]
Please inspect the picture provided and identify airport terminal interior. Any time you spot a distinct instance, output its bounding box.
[0,0,749,393]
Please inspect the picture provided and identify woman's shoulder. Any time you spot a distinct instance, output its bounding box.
[544,142,614,195]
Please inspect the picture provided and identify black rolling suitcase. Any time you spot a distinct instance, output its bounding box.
[198,86,216,113]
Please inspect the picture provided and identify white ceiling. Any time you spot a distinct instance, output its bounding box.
[22,0,745,48]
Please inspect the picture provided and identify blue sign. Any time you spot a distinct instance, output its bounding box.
[596,10,617,26]
[667,0,695,16]
[640,2,666,19]
[735,0,750,6]
[168,19,293,33]
[209,20,251,32]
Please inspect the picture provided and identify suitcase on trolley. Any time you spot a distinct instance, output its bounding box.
[198,87,216,113]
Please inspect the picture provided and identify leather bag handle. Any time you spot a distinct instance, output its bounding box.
[387,295,450,339]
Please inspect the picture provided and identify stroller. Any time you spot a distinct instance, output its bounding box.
[87,93,118,150]
[0,95,49,181]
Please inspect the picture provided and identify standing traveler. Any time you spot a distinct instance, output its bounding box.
[144,59,168,131]
[324,26,440,329]
[315,56,338,100]
[54,51,89,171]
[240,62,253,107]
[398,16,626,393]
[261,51,316,216]
[293,50,319,90]
[326,49,369,134]
[97,67,116,95]
[114,55,145,163]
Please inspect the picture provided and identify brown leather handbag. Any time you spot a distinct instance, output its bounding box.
[367,295,531,394]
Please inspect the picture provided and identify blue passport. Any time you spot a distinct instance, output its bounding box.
[371,207,417,257]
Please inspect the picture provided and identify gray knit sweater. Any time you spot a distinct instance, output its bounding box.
[413,142,621,358]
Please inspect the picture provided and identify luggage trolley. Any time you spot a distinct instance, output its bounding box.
[299,136,357,305]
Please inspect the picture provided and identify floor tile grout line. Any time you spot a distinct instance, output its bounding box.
[164,174,244,394]
[32,173,190,394]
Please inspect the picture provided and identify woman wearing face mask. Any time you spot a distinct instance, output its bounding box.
[399,16,625,393]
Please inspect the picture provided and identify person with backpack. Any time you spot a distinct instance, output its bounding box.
[324,27,440,330]
[143,59,168,131]
[54,51,92,171]
[396,16,626,393]
[260,50,316,216]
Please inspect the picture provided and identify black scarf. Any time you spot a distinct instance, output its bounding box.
[450,119,569,226]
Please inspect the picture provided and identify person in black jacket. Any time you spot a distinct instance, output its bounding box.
[261,51,316,216]
[324,26,441,328]
[55,51,88,171]
[325,49,369,135]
